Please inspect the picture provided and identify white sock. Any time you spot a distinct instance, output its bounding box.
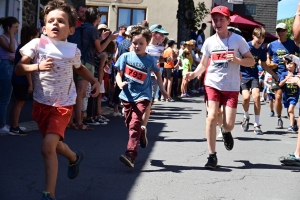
[254,115,260,127]
[244,111,249,118]
[295,153,300,159]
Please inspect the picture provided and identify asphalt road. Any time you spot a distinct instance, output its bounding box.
[1,94,299,200]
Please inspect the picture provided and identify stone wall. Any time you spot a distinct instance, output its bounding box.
[23,0,38,26]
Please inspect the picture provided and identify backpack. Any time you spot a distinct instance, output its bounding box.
[67,23,90,64]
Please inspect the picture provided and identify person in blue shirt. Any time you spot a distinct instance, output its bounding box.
[116,24,127,46]
[267,22,300,129]
[278,61,299,133]
[115,25,169,168]
[240,27,278,135]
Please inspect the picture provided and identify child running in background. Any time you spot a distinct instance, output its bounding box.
[279,59,299,133]
[9,25,39,136]
[15,1,100,199]
[264,72,276,117]
[181,49,192,98]
[115,25,168,168]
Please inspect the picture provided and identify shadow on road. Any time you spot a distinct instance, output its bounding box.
[234,137,281,142]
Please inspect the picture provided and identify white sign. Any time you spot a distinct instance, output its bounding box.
[228,0,243,4]
[37,34,77,59]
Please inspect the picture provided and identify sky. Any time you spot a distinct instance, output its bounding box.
[277,0,299,20]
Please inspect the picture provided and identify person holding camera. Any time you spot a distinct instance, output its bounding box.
[267,22,300,129]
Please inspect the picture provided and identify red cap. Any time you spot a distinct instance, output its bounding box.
[210,6,230,17]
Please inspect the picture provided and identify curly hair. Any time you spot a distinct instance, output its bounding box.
[130,25,152,43]
[43,0,77,28]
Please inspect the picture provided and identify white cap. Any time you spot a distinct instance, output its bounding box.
[276,23,287,30]
[125,25,132,35]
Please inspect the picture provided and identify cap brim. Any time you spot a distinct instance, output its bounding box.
[210,11,228,17]
[155,30,169,35]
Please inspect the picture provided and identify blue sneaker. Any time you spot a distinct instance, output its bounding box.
[68,150,85,179]
[254,125,263,135]
[269,111,275,117]
[41,192,56,200]
[286,126,297,134]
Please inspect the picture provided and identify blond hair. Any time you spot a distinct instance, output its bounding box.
[252,27,266,39]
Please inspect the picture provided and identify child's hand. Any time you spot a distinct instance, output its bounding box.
[109,32,118,41]
[184,72,195,81]
[90,81,100,97]
[161,89,170,101]
[226,54,237,63]
[39,58,54,71]
[118,81,128,89]
[28,85,33,93]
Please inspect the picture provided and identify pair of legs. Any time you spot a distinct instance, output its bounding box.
[242,88,260,124]
[163,76,173,97]
[181,78,189,95]
[287,104,296,127]
[274,88,283,117]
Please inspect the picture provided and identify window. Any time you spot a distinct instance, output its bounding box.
[117,8,146,28]
[245,4,256,16]
[99,6,109,23]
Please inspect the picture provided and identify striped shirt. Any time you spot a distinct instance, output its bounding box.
[146,44,164,76]
[20,38,81,107]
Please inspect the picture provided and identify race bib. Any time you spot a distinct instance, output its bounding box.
[211,49,234,64]
[124,65,147,84]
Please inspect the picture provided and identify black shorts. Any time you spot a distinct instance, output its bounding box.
[163,68,174,78]
[240,78,259,91]
[12,82,29,101]
[178,70,183,79]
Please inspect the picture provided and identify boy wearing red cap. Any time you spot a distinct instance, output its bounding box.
[185,6,255,169]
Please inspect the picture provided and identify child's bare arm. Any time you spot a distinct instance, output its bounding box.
[73,64,100,97]
[116,70,128,89]
[15,56,54,76]
[279,77,287,87]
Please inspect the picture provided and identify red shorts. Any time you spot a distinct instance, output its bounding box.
[104,73,109,89]
[205,86,239,108]
[32,101,73,140]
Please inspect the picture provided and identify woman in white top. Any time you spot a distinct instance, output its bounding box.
[0,17,19,134]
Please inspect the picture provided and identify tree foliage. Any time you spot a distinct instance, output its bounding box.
[277,17,294,39]
[194,2,210,28]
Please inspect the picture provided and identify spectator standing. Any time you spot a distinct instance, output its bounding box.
[116,24,127,45]
[76,4,87,27]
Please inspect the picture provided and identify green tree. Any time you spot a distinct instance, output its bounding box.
[194,2,210,28]
[277,17,294,39]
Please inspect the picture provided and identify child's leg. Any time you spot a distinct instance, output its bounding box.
[10,99,25,128]
[206,100,219,153]
[270,99,274,111]
[217,107,223,129]
[288,104,296,126]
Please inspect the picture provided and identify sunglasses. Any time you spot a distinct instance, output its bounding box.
[276,29,287,33]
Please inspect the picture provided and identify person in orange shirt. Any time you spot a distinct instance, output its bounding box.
[163,39,176,101]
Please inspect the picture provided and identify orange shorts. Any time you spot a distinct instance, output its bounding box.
[32,101,73,140]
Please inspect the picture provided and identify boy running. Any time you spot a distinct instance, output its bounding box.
[185,6,255,169]
[115,25,168,168]
[15,1,100,199]
[240,27,278,135]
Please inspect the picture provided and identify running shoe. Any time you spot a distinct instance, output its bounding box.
[8,126,28,136]
[68,150,85,179]
[286,126,297,134]
[84,119,101,125]
[278,153,300,166]
[41,192,56,200]
[275,118,283,129]
[119,154,135,168]
[269,111,275,117]
[253,125,263,135]
[204,153,218,169]
[241,117,250,131]
[221,126,234,151]
[98,115,110,122]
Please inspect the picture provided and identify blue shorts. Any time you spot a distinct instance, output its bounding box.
[283,99,298,108]
[268,93,275,100]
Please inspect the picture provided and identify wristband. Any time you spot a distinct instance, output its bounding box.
[37,64,40,72]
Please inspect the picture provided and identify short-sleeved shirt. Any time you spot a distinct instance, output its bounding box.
[115,52,159,102]
[197,35,203,49]
[182,58,191,75]
[268,39,300,74]
[163,47,175,69]
[117,38,132,58]
[264,72,274,94]
[280,71,299,101]
[12,45,28,84]
[20,38,81,107]
[146,44,164,76]
[240,41,266,80]
[116,35,125,46]
[81,23,99,66]
[201,33,250,91]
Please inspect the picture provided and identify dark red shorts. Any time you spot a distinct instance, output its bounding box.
[32,101,73,140]
[104,73,109,89]
[205,85,239,108]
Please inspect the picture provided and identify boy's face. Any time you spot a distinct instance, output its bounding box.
[287,62,296,72]
[252,35,265,47]
[212,13,230,33]
[42,9,75,41]
[132,34,149,56]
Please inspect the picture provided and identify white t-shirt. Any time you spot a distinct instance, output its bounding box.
[197,35,203,49]
[20,38,81,107]
[146,44,164,76]
[264,72,274,94]
[201,33,249,91]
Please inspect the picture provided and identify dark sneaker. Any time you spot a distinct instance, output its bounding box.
[204,153,218,169]
[98,115,110,122]
[286,126,297,134]
[241,117,249,131]
[254,125,263,135]
[119,154,135,168]
[269,111,275,117]
[95,118,108,125]
[279,153,300,166]
[84,119,101,125]
[68,150,85,179]
[8,126,28,136]
[275,118,283,129]
[41,191,56,200]
[221,126,234,151]
[140,126,148,148]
